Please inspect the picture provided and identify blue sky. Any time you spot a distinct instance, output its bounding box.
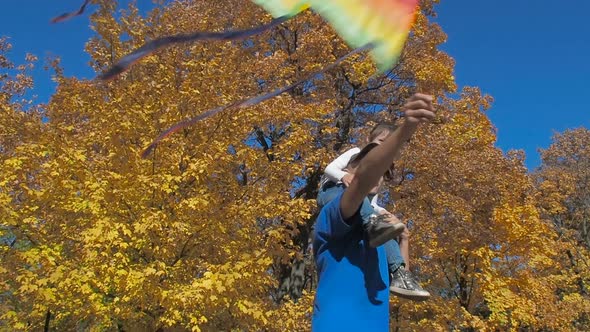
[435,0,590,169]
[1,0,588,170]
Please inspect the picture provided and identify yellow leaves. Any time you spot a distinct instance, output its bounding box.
[530,128,590,330]
[18,282,39,294]
[1,0,585,331]
[199,278,214,291]
[267,292,314,331]
[390,82,573,330]
[236,299,268,324]
[143,266,161,277]
[445,112,495,148]
[182,196,210,210]
[1,310,18,321]
[133,220,149,235]
[3,156,24,169]
[349,58,377,82]
[40,287,57,302]
[49,268,64,283]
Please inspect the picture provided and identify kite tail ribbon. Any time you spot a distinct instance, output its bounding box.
[50,0,91,23]
[141,44,372,158]
[99,16,291,80]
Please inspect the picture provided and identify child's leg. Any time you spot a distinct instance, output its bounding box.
[387,227,430,301]
[358,196,377,224]
[361,200,404,248]
[399,228,410,271]
[383,239,405,274]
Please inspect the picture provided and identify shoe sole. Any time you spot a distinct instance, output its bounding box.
[368,223,405,248]
[389,286,431,301]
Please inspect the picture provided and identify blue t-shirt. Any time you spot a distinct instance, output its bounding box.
[312,193,390,331]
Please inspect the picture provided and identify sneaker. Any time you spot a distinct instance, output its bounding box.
[390,266,430,301]
[364,215,405,248]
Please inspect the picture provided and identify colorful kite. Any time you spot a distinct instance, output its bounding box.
[256,0,419,71]
[53,0,418,76]
[310,0,418,71]
[52,0,419,156]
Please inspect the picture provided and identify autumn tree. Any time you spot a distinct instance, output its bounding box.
[2,0,331,329]
[536,128,590,248]
[375,86,573,331]
[0,0,464,330]
[534,127,590,330]
[4,0,588,331]
[0,36,49,329]
[1,0,453,329]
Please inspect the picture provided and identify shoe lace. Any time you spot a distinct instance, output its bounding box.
[399,267,418,283]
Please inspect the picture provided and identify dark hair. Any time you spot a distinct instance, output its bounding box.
[383,163,395,182]
[347,143,379,170]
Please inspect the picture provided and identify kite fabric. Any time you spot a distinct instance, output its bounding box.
[306,0,419,71]
[255,0,419,71]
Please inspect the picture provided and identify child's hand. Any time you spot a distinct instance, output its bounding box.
[341,173,354,187]
[377,210,394,217]
[381,213,402,225]
[400,227,410,240]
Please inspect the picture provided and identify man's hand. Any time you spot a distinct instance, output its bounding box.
[341,173,354,187]
[403,93,436,124]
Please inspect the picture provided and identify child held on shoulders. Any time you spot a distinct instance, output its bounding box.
[317,123,429,301]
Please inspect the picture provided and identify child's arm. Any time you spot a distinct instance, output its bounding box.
[323,147,360,185]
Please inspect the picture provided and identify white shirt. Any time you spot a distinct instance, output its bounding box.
[320,147,386,214]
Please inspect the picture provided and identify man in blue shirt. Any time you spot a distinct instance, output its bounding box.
[312,93,436,330]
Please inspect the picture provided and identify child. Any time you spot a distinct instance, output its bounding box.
[317,123,430,301]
